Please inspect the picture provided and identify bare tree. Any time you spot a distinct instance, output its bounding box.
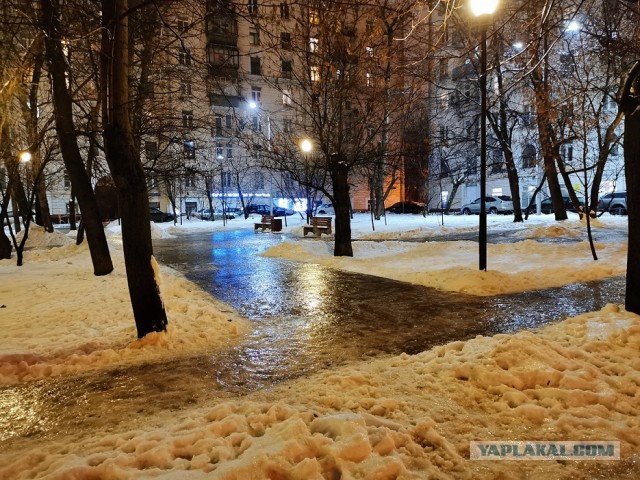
[101,0,167,337]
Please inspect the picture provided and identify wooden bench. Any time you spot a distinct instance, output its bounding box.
[254,215,275,231]
[303,216,332,236]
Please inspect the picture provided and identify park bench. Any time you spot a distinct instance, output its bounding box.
[303,216,332,236]
[254,215,274,231]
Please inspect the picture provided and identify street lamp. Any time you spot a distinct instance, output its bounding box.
[470,0,498,271]
[249,101,278,217]
[300,139,313,221]
[19,150,32,163]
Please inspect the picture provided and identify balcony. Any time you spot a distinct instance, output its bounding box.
[205,13,238,47]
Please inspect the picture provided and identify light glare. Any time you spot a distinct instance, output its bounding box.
[470,0,498,16]
[300,139,313,153]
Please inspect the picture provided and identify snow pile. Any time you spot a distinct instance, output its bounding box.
[263,238,627,296]
[0,241,247,385]
[1,304,638,479]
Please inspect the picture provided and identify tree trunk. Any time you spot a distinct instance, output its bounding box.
[621,62,640,315]
[492,50,523,222]
[331,156,353,257]
[531,51,567,221]
[102,0,167,337]
[41,0,113,276]
[21,37,53,232]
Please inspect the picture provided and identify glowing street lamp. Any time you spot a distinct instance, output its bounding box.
[300,139,313,221]
[19,150,32,163]
[300,138,312,154]
[470,0,498,271]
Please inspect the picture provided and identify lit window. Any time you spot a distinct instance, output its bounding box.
[309,37,318,52]
[183,140,196,159]
[310,66,320,82]
[283,89,293,106]
[365,46,373,56]
[251,86,262,103]
[309,9,319,24]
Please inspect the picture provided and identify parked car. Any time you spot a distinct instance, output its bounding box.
[149,207,175,223]
[597,191,627,215]
[460,196,513,215]
[385,201,425,214]
[539,195,586,214]
[196,208,235,220]
[316,203,335,215]
[245,204,294,217]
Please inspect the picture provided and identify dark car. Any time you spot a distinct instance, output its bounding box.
[385,201,425,214]
[245,204,294,217]
[149,207,175,223]
[597,191,627,215]
[539,196,585,214]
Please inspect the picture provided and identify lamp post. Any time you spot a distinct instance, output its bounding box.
[300,139,313,222]
[470,0,498,271]
[249,101,276,217]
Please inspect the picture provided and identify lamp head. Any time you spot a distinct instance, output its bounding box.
[469,0,498,16]
[19,151,32,163]
[300,139,313,153]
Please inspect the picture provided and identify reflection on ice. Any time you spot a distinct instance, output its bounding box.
[0,230,625,448]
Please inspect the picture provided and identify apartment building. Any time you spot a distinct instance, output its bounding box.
[427,1,626,213]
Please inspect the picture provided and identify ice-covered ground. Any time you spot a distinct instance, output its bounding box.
[1,212,637,478]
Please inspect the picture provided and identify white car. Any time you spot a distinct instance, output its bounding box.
[460,196,514,215]
[316,203,335,215]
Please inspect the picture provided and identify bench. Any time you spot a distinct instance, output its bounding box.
[303,216,332,236]
[255,215,275,232]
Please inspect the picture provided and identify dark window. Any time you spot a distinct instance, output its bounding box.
[248,0,258,15]
[145,141,158,159]
[522,144,536,168]
[177,18,189,32]
[182,110,193,128]
[215,115,223,136]
[222,171,233,188]
[280,2,289,18]
[281,60,292,78]
[178,49,191,65]
[250,30,260,45]
[250,57,261,75]
[281,32,291,49]
[225,114,233,129]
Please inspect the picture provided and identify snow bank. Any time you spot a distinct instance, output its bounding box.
[0,240,248,385]
[1,304,638,479]
[263,237,626,296]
